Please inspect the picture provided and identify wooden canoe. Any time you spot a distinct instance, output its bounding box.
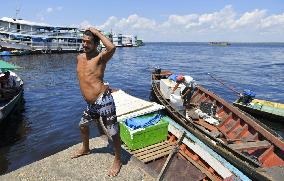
[151,70,284,181]
[233,98,284,122]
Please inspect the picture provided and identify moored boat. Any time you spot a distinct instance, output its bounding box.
[0,60,23,123]
[0,17,83,54]
[233,92,284,122]
[151,69,284,181]
[112,90,250,180]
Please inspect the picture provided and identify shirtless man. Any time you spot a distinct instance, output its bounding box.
[73,27,121,177]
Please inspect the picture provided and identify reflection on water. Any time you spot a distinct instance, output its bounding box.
[0,97,27,174]
[0,56,12,62]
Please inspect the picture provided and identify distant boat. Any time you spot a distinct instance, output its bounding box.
[208,42,231,46]
[234,96,284,122]
[0,50,30,56]
[151,69,284,181]
[136,39,144,46]
[0,60,23,123]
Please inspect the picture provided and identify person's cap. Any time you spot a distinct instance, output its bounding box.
[176,75,184,81]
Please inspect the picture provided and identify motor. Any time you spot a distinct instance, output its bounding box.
[240,90,256,104]
[154,66,161,75]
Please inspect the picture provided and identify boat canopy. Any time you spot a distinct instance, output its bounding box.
[0,60,21,72]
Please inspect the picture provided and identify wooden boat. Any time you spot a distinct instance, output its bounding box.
[0,61,23,124]
[112,90,249,180]
[151,70,284,181]
[233,98,284,122]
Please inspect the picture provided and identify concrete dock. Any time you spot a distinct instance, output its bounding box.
[0,137,156,181]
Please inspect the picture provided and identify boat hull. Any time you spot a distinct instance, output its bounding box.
[0,73,24,124]
[233,102,284,123]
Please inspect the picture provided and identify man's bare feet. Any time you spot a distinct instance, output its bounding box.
[71,148,90,159]
[108,160,122,177]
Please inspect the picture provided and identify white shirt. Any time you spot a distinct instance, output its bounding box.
[180,75,196,92]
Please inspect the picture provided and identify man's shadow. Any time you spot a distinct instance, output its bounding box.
[90,133,131,166]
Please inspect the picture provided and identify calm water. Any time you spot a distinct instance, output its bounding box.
[0,42,284,174]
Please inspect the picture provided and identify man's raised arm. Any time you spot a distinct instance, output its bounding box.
[88,27,116,61]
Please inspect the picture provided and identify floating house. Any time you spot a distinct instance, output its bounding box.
[0,17,83,53]
[0,17,144,55]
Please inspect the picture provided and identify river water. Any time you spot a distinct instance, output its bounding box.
[0,42,283,174]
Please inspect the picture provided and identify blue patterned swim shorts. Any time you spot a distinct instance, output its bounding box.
[79,88,118,136]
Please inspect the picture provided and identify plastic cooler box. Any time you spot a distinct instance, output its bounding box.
[119,114,169,150]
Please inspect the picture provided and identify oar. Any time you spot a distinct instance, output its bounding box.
[207,73,241,96]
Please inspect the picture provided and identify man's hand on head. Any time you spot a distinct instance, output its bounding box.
[88,27,100,36]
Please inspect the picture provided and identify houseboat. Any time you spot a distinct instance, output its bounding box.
[0,17,144,54]
[112,33,123,47]
[0,17,83,53]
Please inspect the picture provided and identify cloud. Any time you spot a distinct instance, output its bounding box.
[56,6,63,11]
[98,14,156,32]
[84,5,284,42]
[46,8,53,13]
[46,6,63,13]
[231,9,266,29]
[37,6,64,23]
[79,20,93,29]
[260,13,284,29]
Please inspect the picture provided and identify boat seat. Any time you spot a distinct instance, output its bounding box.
[228,140,271,151]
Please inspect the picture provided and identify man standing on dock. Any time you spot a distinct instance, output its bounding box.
[73,27,121,177]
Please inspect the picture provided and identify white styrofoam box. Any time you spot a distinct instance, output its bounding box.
[170,94,184,111]
[160,79,181,99]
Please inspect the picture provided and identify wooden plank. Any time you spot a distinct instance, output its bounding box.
[229,140,271,151]
[195,119,218,132]
[220,112,232,123]
[124,141,176,163]
[228,132,259,143]
[226,118,240,134]
[234,124,248,139]
[135,144,174,157]
[142,150,172,163]
[139,146,173,161]
[129,141,172,154]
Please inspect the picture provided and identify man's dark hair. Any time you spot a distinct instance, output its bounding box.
[83,30,100,45]
[4,71,10,76]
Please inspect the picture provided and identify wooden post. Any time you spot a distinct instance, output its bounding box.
[157,132,186,181]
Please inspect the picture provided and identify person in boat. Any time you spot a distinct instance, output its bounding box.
[172,75,196,106]
[73,27,121,177]
[0,71,19,100]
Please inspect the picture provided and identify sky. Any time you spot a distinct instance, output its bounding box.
[0,0,284,42]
